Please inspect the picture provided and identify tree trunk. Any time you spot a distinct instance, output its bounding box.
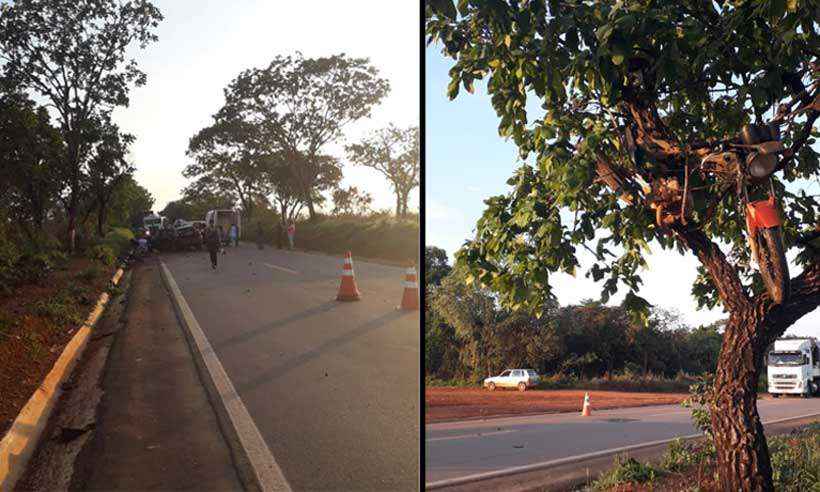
[395,193,402,217]
[67,205,77,252]
[97,199,108,237]
[710,311,773,491]
[306,196,316,221]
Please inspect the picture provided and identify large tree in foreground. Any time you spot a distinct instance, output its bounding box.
[0,0,163,251]
[218,53,390,220]
[427,1,818,490]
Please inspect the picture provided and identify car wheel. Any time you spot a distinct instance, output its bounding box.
[518,382,526,392]
[487,382,496,391]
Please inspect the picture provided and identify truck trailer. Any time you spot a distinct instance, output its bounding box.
[767,337,820,398]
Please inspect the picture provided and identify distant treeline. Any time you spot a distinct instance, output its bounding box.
[425,246,725,383]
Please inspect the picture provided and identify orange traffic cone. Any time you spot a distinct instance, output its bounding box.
[336,251,361,302]
[581,392,592,417]
[398,265,419,310]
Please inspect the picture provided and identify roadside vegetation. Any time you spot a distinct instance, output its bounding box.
[587,422,819,491]
[425,246,724,391]
[0,0,161,437]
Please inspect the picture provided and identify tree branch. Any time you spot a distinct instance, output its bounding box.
[760,259,820,344]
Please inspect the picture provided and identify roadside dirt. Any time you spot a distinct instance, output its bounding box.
[0,258,113,438]
[425,388,689,423]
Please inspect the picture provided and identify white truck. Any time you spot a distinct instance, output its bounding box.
[205,209,241,244]
[143,212,165,236]
[767,337,820,398]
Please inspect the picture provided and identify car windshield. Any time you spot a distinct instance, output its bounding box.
[768,352,806,366]
[499,370,511,377]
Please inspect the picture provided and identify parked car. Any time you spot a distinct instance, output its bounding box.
[483,369,540,392]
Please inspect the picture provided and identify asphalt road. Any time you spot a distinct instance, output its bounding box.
[162,245,420,491]
[425,397,820,486]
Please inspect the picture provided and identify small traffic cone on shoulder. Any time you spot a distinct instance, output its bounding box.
[581,392,592,417]
[398,264,419,310]
[336,251,361,302]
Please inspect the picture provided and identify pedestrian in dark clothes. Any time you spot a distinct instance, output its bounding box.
[256,222,265,249]
[205,226,221,269]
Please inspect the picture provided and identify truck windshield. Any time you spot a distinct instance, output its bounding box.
[768,352,806,366]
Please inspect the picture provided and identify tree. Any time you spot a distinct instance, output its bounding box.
[218,53,390,219]
[427,1,819,489]
[0,0,163,251]
[84,119,135,236]
[424,246,452,287]
[107,175,154,228]
[184,118,269,219]
[331,186,373,216]
[0,91,64,241]
[346,125,420,217]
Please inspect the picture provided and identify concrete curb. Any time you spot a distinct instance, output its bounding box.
[0,268,125,492]
[159,261,291,492]
[425,411,820,490]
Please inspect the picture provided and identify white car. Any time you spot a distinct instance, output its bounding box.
[483,369,540,392]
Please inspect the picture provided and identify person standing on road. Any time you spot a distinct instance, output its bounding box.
[256,222,265,249]
[229,223,238,247]
[206,226,221,270]
[287,221,296,250]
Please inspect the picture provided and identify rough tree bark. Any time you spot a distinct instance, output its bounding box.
[677,227,820,491]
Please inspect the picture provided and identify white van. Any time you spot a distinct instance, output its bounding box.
[205,209,241,244]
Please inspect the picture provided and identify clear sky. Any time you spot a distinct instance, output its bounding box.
[425,44,817,337]
[111,0,419,214]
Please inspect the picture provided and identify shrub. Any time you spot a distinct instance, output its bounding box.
[592,455,660,490]
[87,244,116,266]
[77,264,104,284]
[769,423,820,491]
[31,292,82,326]
[661,438,713,472]
[102,227,135,256]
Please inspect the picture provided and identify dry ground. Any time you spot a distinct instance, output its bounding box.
[425,387,689,423]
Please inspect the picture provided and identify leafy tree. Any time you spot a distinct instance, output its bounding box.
[184,118,269,219]
[0,0,163,251]
[427,1,819,488]
[425,245,453,287]
[0,92,64,241]
[84,118,135,236]
[346,125,420,217]
[168,187,237,224]
[218,53,390,219]
[331,186,373,216]
[108,175,154,228]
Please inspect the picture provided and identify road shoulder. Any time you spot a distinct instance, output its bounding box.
[17,259,243,491]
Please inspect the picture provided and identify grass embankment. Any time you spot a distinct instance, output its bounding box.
[294,215,419,265]
[0,227,133,436]
[588,422,820,491]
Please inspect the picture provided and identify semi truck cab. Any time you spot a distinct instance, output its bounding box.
[767,338,820,398]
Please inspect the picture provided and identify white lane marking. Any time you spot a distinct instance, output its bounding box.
[426,430,517,442]
[425,411,820,490]
[263,263,299,275]
[161,262,292,492]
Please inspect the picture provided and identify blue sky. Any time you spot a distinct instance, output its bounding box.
[425,44,816,337]
[110,0,419,213]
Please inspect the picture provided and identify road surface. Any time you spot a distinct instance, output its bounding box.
[162,245,419,491]
[425,396,820,487]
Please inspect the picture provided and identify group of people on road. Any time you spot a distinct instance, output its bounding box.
[210,220,296,271]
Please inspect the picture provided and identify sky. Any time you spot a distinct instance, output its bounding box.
[425,44,817,337]
[110,0,419,214]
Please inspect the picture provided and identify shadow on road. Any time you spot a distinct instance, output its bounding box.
[235,309,407,394]
[214,301,339,351]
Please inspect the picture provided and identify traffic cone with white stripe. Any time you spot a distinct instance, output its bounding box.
[398,264,419,310]
[581,392,592,417]
[336,251,361,301]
